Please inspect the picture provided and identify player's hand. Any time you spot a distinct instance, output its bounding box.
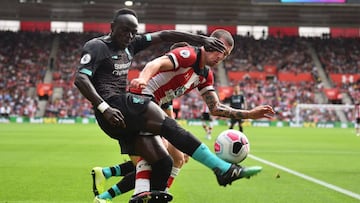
[203,37,226,53]
[247,105,275,119]
[130,78,147,89]
[103,107,126,128]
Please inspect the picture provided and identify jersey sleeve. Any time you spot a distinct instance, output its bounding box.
[77,39,107,78]
[166,47,197,70]
[198,68,215,95]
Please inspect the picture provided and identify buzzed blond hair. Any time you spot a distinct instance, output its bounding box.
[210,29,234,47]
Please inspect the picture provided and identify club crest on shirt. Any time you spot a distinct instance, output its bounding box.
[80,54,91,64]
[179,50,190,58]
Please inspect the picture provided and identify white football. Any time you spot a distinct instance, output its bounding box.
[214,129,250,164]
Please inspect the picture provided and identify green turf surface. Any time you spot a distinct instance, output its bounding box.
[1,123,360,203]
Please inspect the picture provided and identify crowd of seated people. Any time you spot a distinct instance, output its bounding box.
[0,31,53,119]
[0,31,358,124]
[52,32,101,88]
[44,86,93,118]
[224,36,314,74]
[312,37,360,74]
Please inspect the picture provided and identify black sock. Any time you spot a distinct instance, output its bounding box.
[113,171,136,195]
[117,161,135,176]
[150,155,173,191]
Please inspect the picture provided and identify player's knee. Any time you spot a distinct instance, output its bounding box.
[130,155,140,165]
[166,142,186,168]
[172,154,185,168]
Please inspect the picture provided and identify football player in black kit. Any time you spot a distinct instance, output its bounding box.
[229,84,247,132]
[75,8,273,203]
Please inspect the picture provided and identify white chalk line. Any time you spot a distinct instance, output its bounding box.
[248,154,360,201]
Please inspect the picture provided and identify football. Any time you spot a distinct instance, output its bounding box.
[214,129,250,164]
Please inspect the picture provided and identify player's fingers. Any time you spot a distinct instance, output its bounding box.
[262,105,275,113]
[117,112,126,128]
[130,82,136,88]
[208,44,224,53]
[112,117,126,128]
[131,81,139,88]
[264,115,272,119]
[119,119,126,128]
[264,113,274,118]
[213,38,226,52]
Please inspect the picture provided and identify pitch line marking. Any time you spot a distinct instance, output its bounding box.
[249,154,360,201]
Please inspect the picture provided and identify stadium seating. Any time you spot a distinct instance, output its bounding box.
[0,31,358,123]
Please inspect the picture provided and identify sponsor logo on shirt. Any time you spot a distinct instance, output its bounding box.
[112,62,131,76]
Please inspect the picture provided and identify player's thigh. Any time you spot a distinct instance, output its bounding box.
[143,101,167,134]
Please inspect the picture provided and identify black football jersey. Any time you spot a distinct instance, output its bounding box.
[230,94,245,109]
[77,34,152,100]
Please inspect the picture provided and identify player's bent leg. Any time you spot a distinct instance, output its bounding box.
[134,158,151,195]
[95,172,136,202]
[166,143,185,190]
[135,135,173,192]
[143,103,262,188]
[214,164,262,187]
[166,142,185,168]
[92,157,137,196]
[129,191,173,203]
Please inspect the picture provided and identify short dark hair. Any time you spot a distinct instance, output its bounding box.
[210,29,234,47]
[113,8,137,22]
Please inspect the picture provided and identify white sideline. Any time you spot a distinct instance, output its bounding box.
[249,154,360,201]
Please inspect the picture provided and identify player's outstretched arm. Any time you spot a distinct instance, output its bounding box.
[149,30,226,53]
[202,90,274,120]
[247,105,275,119]
[130,56,173,89]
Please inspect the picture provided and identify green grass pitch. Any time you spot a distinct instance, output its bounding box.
[1,123,360,203]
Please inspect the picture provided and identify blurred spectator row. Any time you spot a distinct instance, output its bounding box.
[225,36,315,74]
[0,31,358,123]
[0,31,53,118]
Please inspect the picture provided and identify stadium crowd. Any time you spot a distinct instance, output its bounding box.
[0,31,358,123]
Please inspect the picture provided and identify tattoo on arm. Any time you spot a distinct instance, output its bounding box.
[203,91,244,119]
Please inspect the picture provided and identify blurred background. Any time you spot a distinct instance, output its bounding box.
[0,0,359,128]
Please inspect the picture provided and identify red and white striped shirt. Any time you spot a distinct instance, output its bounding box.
[132,46,215,105]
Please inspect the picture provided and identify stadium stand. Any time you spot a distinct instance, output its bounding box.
[0,30,358,124]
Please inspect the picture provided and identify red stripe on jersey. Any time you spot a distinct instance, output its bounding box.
[133,46,215,104]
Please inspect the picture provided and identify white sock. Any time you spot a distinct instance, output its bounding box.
[166,167,181,191]
[134,159,152,195]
